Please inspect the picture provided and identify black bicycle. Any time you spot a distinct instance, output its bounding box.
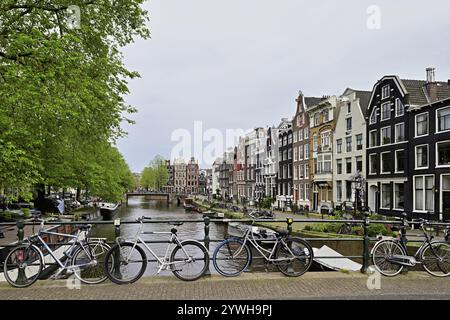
[372,219,450,277]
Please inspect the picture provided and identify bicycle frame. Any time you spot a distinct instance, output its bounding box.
[119,222,196,274]
[232,228,296,263]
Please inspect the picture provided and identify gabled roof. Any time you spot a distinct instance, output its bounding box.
[305,97,324,108]
[354,90,372,117]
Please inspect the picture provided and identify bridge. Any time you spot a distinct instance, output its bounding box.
[125,192,172,204]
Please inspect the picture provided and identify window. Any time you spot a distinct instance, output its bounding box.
[304,127,309,139]
[288,148,292,160]
[294,166,298,180]
[323,109,329,122]
[381,183,391,209]
[299,184,304,200]
[437,107,450,132]
[414,175,434,212]
[356,134,363,150]
[369,154,377,174]
[381,152,391,173]
[336,181,342,202]
[304,144,309,160]
[346,158,352,174]
[381,102,391,121]
[370,108,378,124]
[394,183,405,210]
[317,154,332,174]
[305,183,310,200]
[356,156,363,172]
[416,113,429,137]
[395,150,405,173]
[294,148,298,161]
[321,131,331,148]
[415,145,429,169]
[395,99,404,117]
[381,127,391,145]
[369,130,377,147]
[314,113,320,126]
[347,103,351,114]
[437,141,450,167]
[305,164,310,177]
[313,134,318,151]
[395,123,405,142]
[346,137,352,152]
[299,164,304,179]
[298,130,303,141]
[293,131,298,143]
[337,139,342,154]
[346,118,352,131]
[299,146,304,160]
[382,85,390,99]
[346,181,352,200]
[288,133,293,144]
[337,159,342,174]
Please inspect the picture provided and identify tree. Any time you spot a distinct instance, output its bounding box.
[140,155,169,191]
[0,1,149,201]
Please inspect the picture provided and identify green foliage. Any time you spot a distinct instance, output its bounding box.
[260,198,275,209]
[0,1,149,201]
[140,155,169,191]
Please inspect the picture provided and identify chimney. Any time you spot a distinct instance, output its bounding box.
[425,67,438,103]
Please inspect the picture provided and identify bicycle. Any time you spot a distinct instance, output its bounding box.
[3,219,110,288]
[103,216,209,284]
[372,218,450,277]
[213,222,313,277]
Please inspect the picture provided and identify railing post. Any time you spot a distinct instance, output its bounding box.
[203,216,211,276]
[286,218,293,236]
[360,212,370,274]
[16,211,27,285]
[113,219,122,279]
[401,212,408,245]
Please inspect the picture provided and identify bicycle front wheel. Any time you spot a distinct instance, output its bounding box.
[170,240,209,281]
[72,241,110,284]
[275,237,313,277]
[212,238,251,277]
[372,240,405,277]
[422,242,450,277]
[104,242,147,285]
[4,245,43,288]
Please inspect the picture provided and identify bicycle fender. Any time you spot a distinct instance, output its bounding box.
[31,244,46,269]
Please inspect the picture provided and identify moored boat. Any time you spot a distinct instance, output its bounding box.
[99,203,121,221]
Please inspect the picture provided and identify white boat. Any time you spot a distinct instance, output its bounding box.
[99,203,121,221]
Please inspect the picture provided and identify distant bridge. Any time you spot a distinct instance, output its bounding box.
[125,192,172,204]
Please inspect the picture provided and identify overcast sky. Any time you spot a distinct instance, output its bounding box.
[116,0,450,172]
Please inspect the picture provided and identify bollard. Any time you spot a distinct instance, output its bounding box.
[203,216,211,276]
[113,219,122,279]
[360,212,370,274]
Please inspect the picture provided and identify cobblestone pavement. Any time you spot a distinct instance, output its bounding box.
[0,272,449,300]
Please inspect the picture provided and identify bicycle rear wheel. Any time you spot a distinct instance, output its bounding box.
[170,240,209,281]
[275,237,313,277]
[3,245,43,288]
[372,240,405,277]
[72,241,110,284]
[212,238,251,277]
[104,242,147,284]
[422,242,450,277]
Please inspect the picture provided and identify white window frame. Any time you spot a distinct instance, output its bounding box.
[336,159,342,175]
[436,106,450,134]
[393,182,405,211]
[369,129,377,147]
[380,183,391,210]
[369,153,377,175]
[415,112,429,138]
[381,126,391,146]
[440,174,450,215]
[395,149,405,174]
[380,151,391,174]
[395,122,405,143]
[395,98,405,117]
[369,107,378,124]
[336,139,342,154]
[381,102,391,121]
[304,127,309,139]
[293,131,298,143]
[415,144,429,170]
[413,175,435,213]
[436,140,450,168]
[304,144,309,160]
[382,85,390,99]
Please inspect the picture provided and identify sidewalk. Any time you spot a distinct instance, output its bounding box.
[0,272,448,300]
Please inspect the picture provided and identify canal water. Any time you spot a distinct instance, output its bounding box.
[90,197,230,276]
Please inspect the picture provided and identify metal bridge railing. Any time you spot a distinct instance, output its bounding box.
[1,212,449,274]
